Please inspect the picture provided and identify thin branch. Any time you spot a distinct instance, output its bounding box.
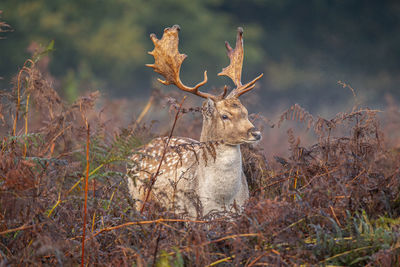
[81,122,90,267]
[91,218,207,238]
[0,224,37,235]
[140,96,186,213]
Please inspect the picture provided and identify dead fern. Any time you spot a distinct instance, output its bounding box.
[1,43,400,265]
[278,103,314,130]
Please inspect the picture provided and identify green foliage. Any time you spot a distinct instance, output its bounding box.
[156,249,184,267]
[32,39,54,63]
[66,126,150,200]
[4,132,43,148]
[63,69,79,103]
[310,211,398,266]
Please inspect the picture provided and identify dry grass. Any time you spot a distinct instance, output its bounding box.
[0,53,400,266]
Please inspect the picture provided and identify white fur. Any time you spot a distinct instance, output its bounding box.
[197,144,248,215]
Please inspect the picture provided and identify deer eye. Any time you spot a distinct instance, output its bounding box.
[221,115,229,120]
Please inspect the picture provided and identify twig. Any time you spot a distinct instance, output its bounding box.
[48,157,123,218]
[151,224,162,267]
[206,255,235,266]
[293,167,299,200]
[0,224,36,235]
[23,94,30,157]
[47,192,62,217]
[91,218,206,238]
[247,251,270,266]
[347,168,366,184]
[140,96,186,213]
[132,94,154,132]
[43,125,72,155]
[338,80,359,110]
[184,233,261,250]
[330,205,342,227]
[318,245,374,264]
[91,211,96,233]
[13,60,34,136]
[67,157,123,195]
[272,217,306,237]
[13,66,23,136]
[81,122,90,267]
[298,167,339,190]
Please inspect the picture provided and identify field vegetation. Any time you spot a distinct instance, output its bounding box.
[1,37,400,266]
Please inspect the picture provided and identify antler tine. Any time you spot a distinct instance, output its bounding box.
[218,27,263,98]
[229,73,264,98]
[146,25,223,101]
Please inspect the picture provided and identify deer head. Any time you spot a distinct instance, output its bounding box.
[146,25,263,145]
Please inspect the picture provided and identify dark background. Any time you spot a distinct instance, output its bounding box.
[1,0,399,114]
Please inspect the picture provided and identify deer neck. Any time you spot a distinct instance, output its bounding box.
[196,143,243,210]
[199,122,211,144]
[198,124,243,206]
[199,119,242,170]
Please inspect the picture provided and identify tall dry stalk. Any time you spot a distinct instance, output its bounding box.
[81,122,90,266]
[23,94,30,157]
[140,96,186,213]
[13,60,34,136]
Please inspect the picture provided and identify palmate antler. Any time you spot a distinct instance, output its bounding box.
[146,25,227,101]
[146,25,262,100]
[219,27,264,98]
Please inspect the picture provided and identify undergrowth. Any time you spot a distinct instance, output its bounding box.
[0,51,399,266]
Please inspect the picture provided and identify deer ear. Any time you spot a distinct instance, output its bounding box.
[203,98,215,118]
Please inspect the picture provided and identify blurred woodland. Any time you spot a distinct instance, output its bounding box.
[1,2,400,266]
[1,0,400,112]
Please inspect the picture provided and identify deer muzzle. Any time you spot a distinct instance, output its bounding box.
[249,127,262,141]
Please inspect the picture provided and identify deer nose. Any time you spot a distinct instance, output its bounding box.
[249,128,262,140]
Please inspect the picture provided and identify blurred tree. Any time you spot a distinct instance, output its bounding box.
[0,0,262,98]
[215,0,400,110]
[0,0,399,111]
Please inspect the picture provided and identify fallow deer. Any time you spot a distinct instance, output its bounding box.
[127,25,263,217]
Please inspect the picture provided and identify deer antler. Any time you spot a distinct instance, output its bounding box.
[146,25,227,101]
[218,27,263,98]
